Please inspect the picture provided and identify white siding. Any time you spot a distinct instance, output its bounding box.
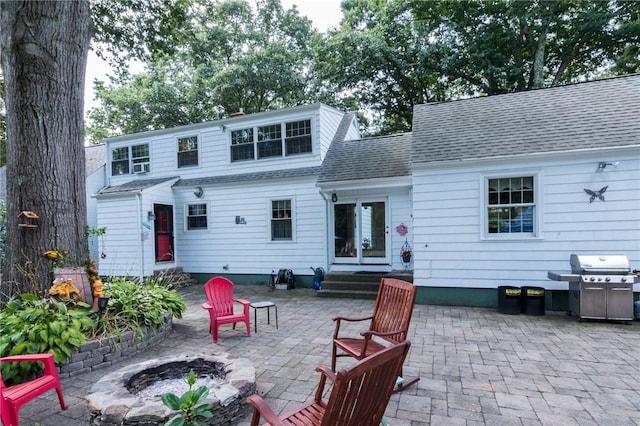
[86,165,106,262]
[173,176,327,278]
[105,104,350,188]
[96,195,142,278]
[412,153,640,291]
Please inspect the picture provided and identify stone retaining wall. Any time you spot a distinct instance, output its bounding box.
[57,315,173,379]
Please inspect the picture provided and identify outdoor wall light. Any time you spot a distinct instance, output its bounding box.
[193,186,204,198]
[331,193,338,203]
[596,161,619,173]
[147,211,156,221]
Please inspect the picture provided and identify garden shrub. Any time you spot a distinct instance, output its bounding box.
[0,277,186,384]
[0,294,94,384]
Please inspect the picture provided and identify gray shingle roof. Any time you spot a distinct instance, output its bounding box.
[174,167,321,187]
[317,129,411,184]
[411,74,640,164]
[98,177,179,194]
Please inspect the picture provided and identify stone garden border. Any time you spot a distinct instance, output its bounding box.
[57,314,173,379]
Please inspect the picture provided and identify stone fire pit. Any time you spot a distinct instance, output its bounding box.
[86,353,256,425]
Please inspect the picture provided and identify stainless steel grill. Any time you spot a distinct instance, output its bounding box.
[548,254,638,322]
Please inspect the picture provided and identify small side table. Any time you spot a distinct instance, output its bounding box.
[250,301,278,333]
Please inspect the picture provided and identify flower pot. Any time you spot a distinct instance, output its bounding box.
[402,254,411,263]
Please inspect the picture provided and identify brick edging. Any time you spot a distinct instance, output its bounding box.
[57,314,173,378]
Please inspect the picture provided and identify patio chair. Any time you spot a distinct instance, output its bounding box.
[201,276,251,343]
[0,353,68,426]
[247,340,411,426]
[331,277,419,392]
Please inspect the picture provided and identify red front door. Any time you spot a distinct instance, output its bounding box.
[154,204,174,262]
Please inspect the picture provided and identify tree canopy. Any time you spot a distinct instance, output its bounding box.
[87,0,318,141]
[86,0,639,139]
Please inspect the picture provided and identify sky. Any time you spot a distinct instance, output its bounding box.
[84,0,343,115]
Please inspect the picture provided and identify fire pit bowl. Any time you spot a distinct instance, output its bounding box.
[86,353,255,425]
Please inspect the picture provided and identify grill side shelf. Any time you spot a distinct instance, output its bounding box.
[547,271,580,282]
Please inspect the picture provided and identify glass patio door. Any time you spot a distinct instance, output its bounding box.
[333,199,388,264]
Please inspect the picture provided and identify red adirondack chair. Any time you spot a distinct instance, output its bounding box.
[201,276,251,343]
[0,353,68,426]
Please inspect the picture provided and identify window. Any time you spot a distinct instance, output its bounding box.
[271,199,292,241]
[231,128,254,162]
[132,144,150,173]
[178,136,198,167]
[187,204,207,230]
[257,124,282,159]
[285,120,312,155]
[487,176,535,235]
[111,147,129,175]
[230,119,312,162]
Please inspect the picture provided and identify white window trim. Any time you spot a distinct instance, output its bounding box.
[185,202,209,231]
[228,118,314,163]
[480,170,543,240]
[267,196,296,242]
[109,142,151,177]
[176,133,200,168]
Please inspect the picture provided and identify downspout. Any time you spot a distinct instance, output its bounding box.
[136,192,144,283]
[319,190,331,272]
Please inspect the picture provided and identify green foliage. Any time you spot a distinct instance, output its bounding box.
[0,294,94,384]
[86,0,318,139]
[161,369,214,426]
[89,278,186,341]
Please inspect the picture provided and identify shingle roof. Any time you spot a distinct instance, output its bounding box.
[174,167,321,187]
[411,74,640,164]
[317,122,411,184]
[98,177,179,194]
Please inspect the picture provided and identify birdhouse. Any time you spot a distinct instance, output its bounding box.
[18,211,39,228]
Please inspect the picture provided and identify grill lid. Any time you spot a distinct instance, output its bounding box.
[570,254,630,274]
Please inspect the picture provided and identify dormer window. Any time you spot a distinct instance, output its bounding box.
[230,119,312,162]
[178,135,199,167]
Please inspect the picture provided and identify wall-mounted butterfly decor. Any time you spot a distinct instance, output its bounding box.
[584,186,608,203]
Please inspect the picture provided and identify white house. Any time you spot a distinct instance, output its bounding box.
[72,74,640,307]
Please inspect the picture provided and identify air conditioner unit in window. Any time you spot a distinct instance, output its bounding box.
[133,162,150,174]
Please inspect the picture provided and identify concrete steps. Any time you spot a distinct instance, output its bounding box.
[152,267,199,289]
[315,271,413,300]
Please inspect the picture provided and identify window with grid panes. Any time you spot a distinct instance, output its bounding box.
[271,199,292,240]
[257,124,283,158]
[111,147,130,175]
[285,120,311,155]
[231,128,254,162]
[187,204,207,230]
[487,176,535,234]
[178,136,198,167]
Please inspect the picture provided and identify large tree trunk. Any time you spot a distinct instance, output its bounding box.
[0,1,92,300]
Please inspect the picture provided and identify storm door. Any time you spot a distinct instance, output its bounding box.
[154,204,174,262]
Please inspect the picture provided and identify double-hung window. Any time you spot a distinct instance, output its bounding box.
[285,120,311,155]
[231,128,255,162]
[486,176,536,236]
[178,136,199,168]
[271,199,292,241]
[111,143,150,175]
[187,204,207,230]
[257,124,283,159]
[111,147,129,175]
[230,119,312,162]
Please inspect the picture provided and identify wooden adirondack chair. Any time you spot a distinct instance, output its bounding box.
[331,277,419,392]
[201,276,251,343]
[247,340,411,426]
[0,353,68,426]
